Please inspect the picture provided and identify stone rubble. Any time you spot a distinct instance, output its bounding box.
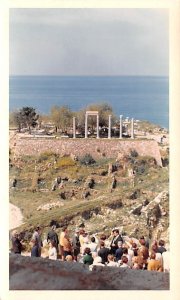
[37,201,64,211]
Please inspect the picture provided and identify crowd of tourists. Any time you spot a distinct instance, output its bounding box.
[10,225,169,272]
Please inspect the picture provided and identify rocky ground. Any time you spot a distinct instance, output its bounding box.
[8,126,170,291]
[9,125,169,247]
[9,203,24,230]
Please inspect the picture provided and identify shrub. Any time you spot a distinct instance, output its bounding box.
[38,151,58,162]
[56,156,76,168]
[21,155,36,163]
[130,149,139,158]
[80,154,96,165]
[134,165,146,175]
[162,158,169,167]
[31,174,39,191]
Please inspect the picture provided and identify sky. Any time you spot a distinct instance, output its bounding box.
[9,8,169,76]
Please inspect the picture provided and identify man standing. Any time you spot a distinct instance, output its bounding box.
[115,241,124,262]
[98,241,110,264]
[32,226,43,257]
[59,226,68,261]
[62,231,72,258]
[72,229,80,261]
[47,225,59,250]
[157,239,167,255]
[110,229,123,255]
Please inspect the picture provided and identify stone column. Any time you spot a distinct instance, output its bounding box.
[97,114,99,138]
[119,115,123,139]
[108,115,112,139]
[131,118,134,139]
[73,117,76,138]
[85,113,88,138]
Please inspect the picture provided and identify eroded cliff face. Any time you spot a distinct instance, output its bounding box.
[9,254,169,290]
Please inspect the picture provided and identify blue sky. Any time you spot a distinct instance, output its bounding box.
[9,8,169,76]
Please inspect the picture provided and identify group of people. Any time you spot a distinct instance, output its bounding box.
[10,226,169,273]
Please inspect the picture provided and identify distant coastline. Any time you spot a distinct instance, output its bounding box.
[9,74,169,78]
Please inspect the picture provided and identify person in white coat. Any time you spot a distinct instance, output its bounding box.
[89,256,105,271]
[48,240,57,260]
[162,248,170,272]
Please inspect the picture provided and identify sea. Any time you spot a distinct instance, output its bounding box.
[9,76,169,129]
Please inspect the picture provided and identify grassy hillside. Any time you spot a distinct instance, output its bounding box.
[9,148,169,242]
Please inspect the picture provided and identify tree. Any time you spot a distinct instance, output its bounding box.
[97,103,116,127]
[50,105,72,133]
[38,114,51,130]
[20,107,39,133]
[76,102,117,134]
[10,107,39,133]
[9,111,22,132]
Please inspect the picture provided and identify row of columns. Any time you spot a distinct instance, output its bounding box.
[73,115,134,139]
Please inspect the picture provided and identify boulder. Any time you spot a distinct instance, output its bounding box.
[59,192,66,200]
[100,170,108,176]
[84,177,95,189]
[82,190,91,199]
[141,191,168,213]
[9,254,169,290]
[70,153,78,161]
[142,199,149,206]
[141,191,168,228]
[130,204,143,216]
[37,201,64,211]
[129,189,141,200]
[81,210,92,220]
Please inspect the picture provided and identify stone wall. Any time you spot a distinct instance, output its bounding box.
[12,137,162,166]
[9,254,169,290]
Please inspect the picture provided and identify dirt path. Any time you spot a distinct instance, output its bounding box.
[9,203,24,230]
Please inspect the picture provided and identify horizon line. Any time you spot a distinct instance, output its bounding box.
[9,74,169,77]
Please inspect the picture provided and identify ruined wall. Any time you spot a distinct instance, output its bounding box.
[9,254,169,290]
[12,137,162,166]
